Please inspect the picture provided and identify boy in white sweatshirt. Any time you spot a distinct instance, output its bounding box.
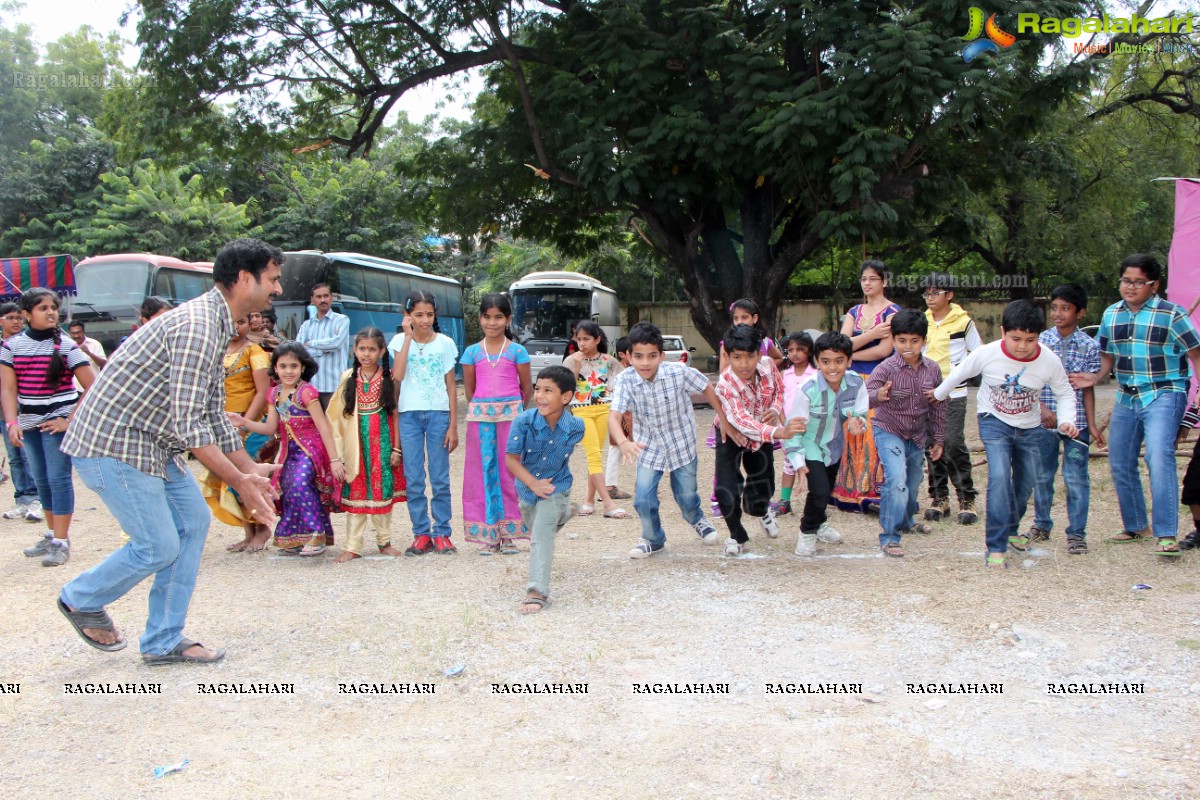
[931,300,1079,568]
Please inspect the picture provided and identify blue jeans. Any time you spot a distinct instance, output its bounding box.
[60,458,210,655]
[20,428,73,515]
[5,434,38,504]
[399,411,452,538]
[1021,426,1091,538]
[875,429,925,547]
[978,414,1041,554]
[1108,391,1189,538]
[633,457,703,548]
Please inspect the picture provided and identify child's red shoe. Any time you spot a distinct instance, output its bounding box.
[404,535,433,556]
[432,536,458,555]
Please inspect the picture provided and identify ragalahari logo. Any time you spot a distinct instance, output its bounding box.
[961,8,1017,62]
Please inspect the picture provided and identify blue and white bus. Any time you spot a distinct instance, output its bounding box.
[277,251,465,359]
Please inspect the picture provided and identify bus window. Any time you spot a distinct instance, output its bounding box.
[363,269,390,304]
[388,275,412,306]
[165,270,212,302]
[339,266,366,300]
[444,285,463,317]
[280,253,330,299]
[153,270,172,297]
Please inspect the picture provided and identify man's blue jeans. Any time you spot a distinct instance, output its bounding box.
[1108,391,1188,538]
[633,457,703,548]
[399,410,453,538]
[875,429,925,547]
[4,435,38,505]
[60,457,210,655]
[978,414,1041,554]
[1021,426,1091,538]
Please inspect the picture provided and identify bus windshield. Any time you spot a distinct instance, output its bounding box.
[511,288,591,343]
[75,261,151,310]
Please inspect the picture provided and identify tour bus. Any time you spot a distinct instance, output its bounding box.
[71,254,214,354]
[277,251,465,363]
[509,271,621,372]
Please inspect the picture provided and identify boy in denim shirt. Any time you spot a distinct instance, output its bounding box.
[505,366,585,613]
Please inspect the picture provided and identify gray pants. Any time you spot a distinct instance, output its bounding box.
[520,493,575,596]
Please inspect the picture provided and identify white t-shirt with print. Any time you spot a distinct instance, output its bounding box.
[388,332,458,412]
[933,340,1075,430]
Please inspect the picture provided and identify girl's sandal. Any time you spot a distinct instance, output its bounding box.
[985,553,1007,569]
[499,541,519,555]
[1156,537,1183,558]
[299,544,327,557]
[478,544,500,556]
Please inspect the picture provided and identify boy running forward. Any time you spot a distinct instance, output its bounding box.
[932,300,1079,569]
[867,310,946,558]
[505,366,585,613]
[1017,285,1103,555]
[784,332,868,558]
[923,273,982,524]
[609,322,744,559]
[714,325,806,556]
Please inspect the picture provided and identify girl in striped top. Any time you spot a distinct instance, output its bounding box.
[0,289,95,566]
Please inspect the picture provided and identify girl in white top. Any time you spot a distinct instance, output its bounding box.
[389,291,460,554]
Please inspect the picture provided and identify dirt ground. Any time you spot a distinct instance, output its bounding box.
[2,385,1199,799]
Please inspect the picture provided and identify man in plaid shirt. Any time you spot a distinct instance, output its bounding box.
[1016,285,1103,554]
[1073,254,1200,556]
[713,325,805,556]
[57,238,283,662]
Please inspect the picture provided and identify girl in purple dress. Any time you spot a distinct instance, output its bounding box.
[231,343,343,556]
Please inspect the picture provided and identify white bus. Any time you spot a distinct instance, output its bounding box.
[509,271,621,372]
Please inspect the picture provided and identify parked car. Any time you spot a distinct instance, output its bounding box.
[662,335,697,365]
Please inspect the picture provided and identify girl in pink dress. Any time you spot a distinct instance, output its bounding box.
[462,294,533,554]
[232,342,343,556]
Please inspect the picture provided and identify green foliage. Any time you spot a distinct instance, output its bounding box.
[22,161,258,259]
[261,154,430,263]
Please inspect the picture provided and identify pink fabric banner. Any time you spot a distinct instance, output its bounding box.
[1167,180,1200,326]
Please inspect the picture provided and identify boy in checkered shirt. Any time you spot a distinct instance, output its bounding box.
[609,322,741,559]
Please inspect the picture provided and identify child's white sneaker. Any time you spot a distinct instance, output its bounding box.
[816,522,842,544]
[693,518,719,544]
[794,532,818,557]
[759,507,779,539]
[629,539,665,559]
[724,538,745,556]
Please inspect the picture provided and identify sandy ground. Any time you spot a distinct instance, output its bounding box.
[2,385,1200,799]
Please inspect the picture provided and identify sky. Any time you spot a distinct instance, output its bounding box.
[7,0,479,128]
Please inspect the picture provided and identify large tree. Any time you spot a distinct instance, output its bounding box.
[134,0,1199,345]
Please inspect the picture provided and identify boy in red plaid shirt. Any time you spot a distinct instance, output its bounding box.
[714,325,805,555]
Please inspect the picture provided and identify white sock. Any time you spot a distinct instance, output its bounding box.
[50,538,68,549]
[42,531,53,539]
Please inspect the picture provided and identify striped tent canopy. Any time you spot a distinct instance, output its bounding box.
[0,255,76,302]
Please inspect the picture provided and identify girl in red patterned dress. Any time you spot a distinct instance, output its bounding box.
[328,328,406,562]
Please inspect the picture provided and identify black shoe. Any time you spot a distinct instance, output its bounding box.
[1179,530,1200,551]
